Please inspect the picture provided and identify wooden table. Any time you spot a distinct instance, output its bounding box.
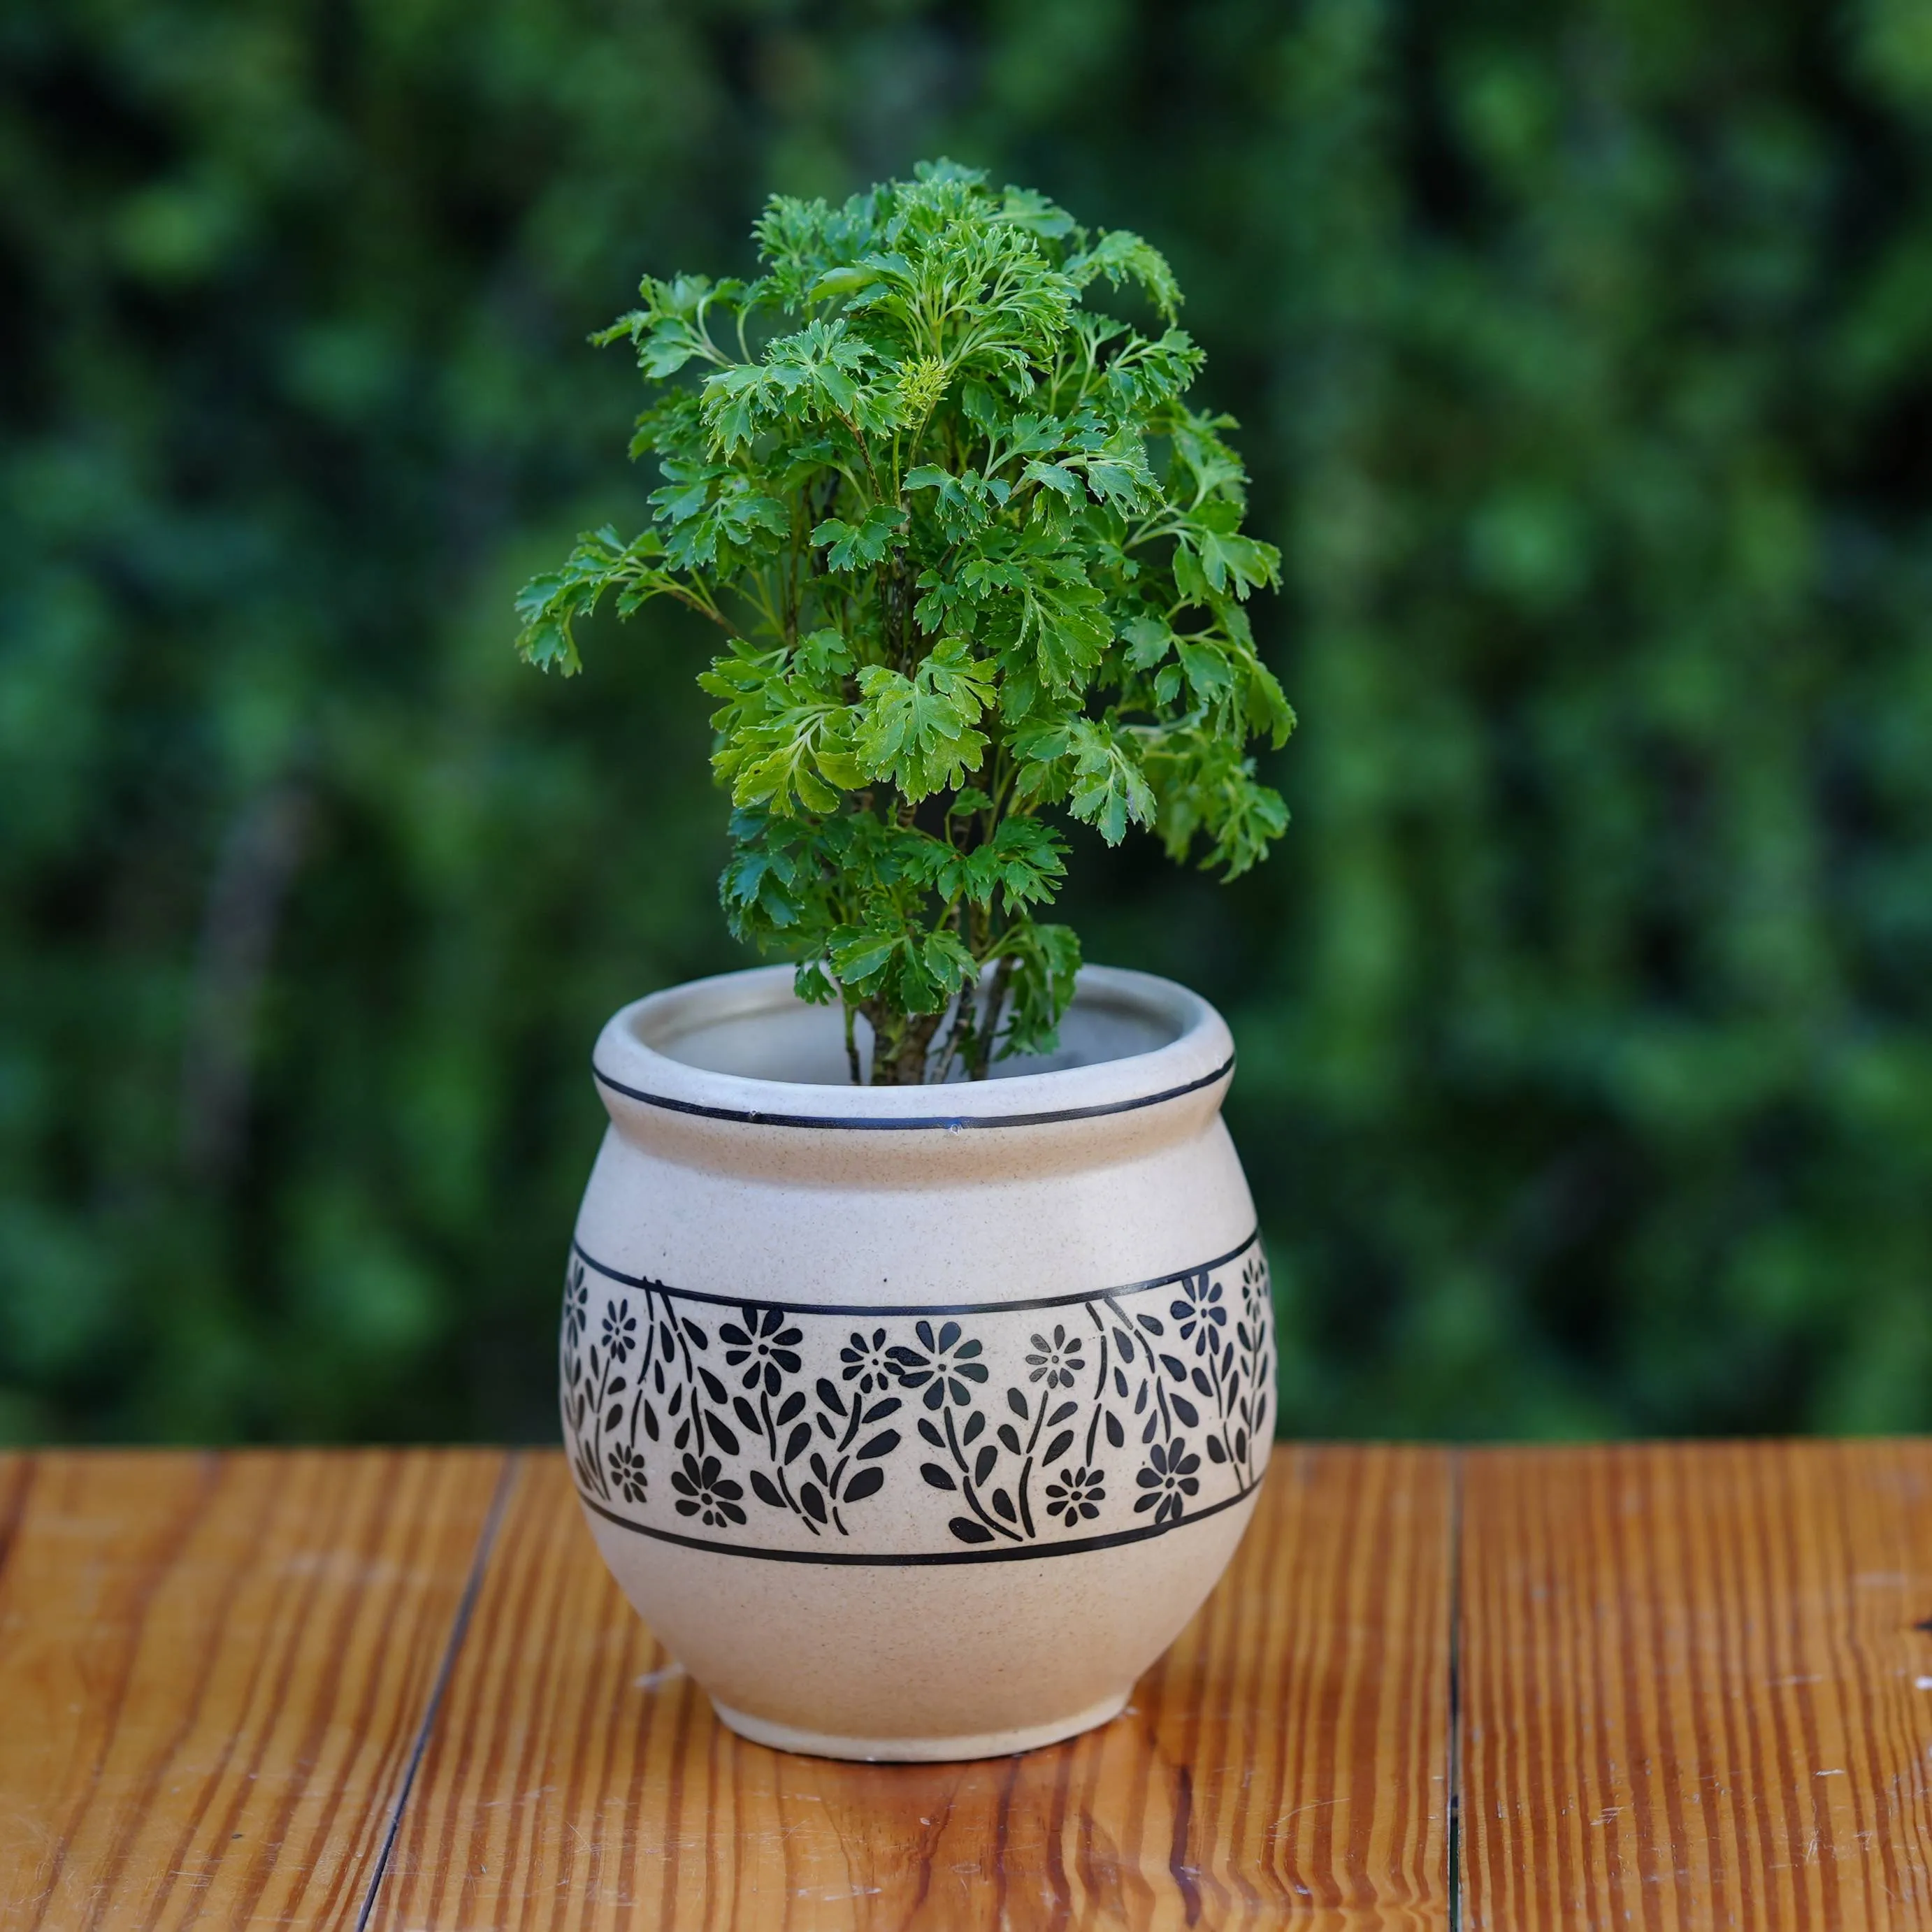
[3,1446,1930,1929]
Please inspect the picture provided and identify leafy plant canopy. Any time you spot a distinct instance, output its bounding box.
[517,160,1292,1084]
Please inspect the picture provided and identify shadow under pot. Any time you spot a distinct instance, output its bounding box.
[560,962,1275,1762]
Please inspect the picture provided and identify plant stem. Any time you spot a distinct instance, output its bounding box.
[967,956,1013,1080]
[843,997,863,1086]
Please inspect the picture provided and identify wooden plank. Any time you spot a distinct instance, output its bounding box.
[0,1448,505,1931]
[368,1444,1451,1931]
[1459,1441,1932,1931]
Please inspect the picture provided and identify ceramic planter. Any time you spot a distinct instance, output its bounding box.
[560,962,1274,1761]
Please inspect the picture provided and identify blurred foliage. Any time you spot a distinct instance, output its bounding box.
[3,0,1931,1444]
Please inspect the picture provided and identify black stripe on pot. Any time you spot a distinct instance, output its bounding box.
[589,1051,1235,1131]
[575,1467,1264,1567]
[572,1227,1262,1320]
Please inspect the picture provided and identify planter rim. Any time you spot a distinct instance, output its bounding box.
[590,961,1234,1134]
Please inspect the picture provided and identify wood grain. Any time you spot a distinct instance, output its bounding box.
[0,1448,505,1931]
[25,1439,1926,1929]
[1458,1441,1932,1931]
[366,1444,1452,1931]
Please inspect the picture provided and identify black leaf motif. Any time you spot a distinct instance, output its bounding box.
[605,1404,623,1431]
[961,1411,984,1443]
[669,1385,684,1416]
[699,1367,728,1404]
[974,1443,997,1485]
[816,1413,836,1439]
[778,1390,807,1425]
[863,1397,902,1425]
[642,1401,659,1442]
[1192,1367,1213,1398]
[1114,1367,1129,1398]
[608,1377,626,1397]
[1113,1330,1135,1362]
[709,1415,742,1456]
[1007,1387,1028,1420]
[997,1423,1023,1456]
[918,1418,944,1447]
[1142,1411,1159,1444]
[844,1465,884,1503]
[1048,1400,1078,1427]
[1235,1428,1249,1463]
[857,1430,900,1461]
[1138,1314,1164,1335]
[1170,1394,1199,1429]
[749,1469,785,1509]
[921,1463,958,1490]
[1160,1354,1186,1380]
[1105,1411,1125,1449]
[810,1452,830,1486]
[733,1397,760,1434]
[800,1484,827,1523]
[1043,1430,1074,1464]
[675,1417,691,1450]
[1133,1383,1148,1415]
[815,1378,846,1416]
[684,1320,707,1350]
[1206,1436,1228,1464]
[949,1517,995,1545]
[784,1423,812,1465]
[992,1488,1017,1522]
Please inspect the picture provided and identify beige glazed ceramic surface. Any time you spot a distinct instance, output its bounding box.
[561,962,1274,1761]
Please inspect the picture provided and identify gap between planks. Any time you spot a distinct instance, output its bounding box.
[355,1450,524,1932]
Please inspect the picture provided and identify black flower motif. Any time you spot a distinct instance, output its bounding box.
[600,1302,638,1362]
[839,1327,894,1394]
[1241,1254,1269,1320]
[671,1452,747,1527]
[1025,1324,1084,1390]
[1134,1440,1202,1524]
[719,1305,803,1395]
[608,1441,648,1503]
[1169,1273,1227,1355]
[563,1265,590,1345]
[887,1319,990,1410]
[1045,1465,1106,1524]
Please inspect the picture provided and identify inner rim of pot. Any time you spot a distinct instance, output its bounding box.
[633,965,1197,1089]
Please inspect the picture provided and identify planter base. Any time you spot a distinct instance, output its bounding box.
[709,1688,1132,1763]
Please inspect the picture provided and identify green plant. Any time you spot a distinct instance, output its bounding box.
[516,160,1291,1084]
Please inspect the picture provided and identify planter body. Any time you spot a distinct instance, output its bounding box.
[562,963,1274,1761]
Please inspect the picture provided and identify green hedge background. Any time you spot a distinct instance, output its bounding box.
[5,0,1931,1445]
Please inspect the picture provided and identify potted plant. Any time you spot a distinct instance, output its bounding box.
[517,160,1292,1761]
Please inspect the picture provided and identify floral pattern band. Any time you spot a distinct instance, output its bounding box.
[561,1232,1275,1566]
